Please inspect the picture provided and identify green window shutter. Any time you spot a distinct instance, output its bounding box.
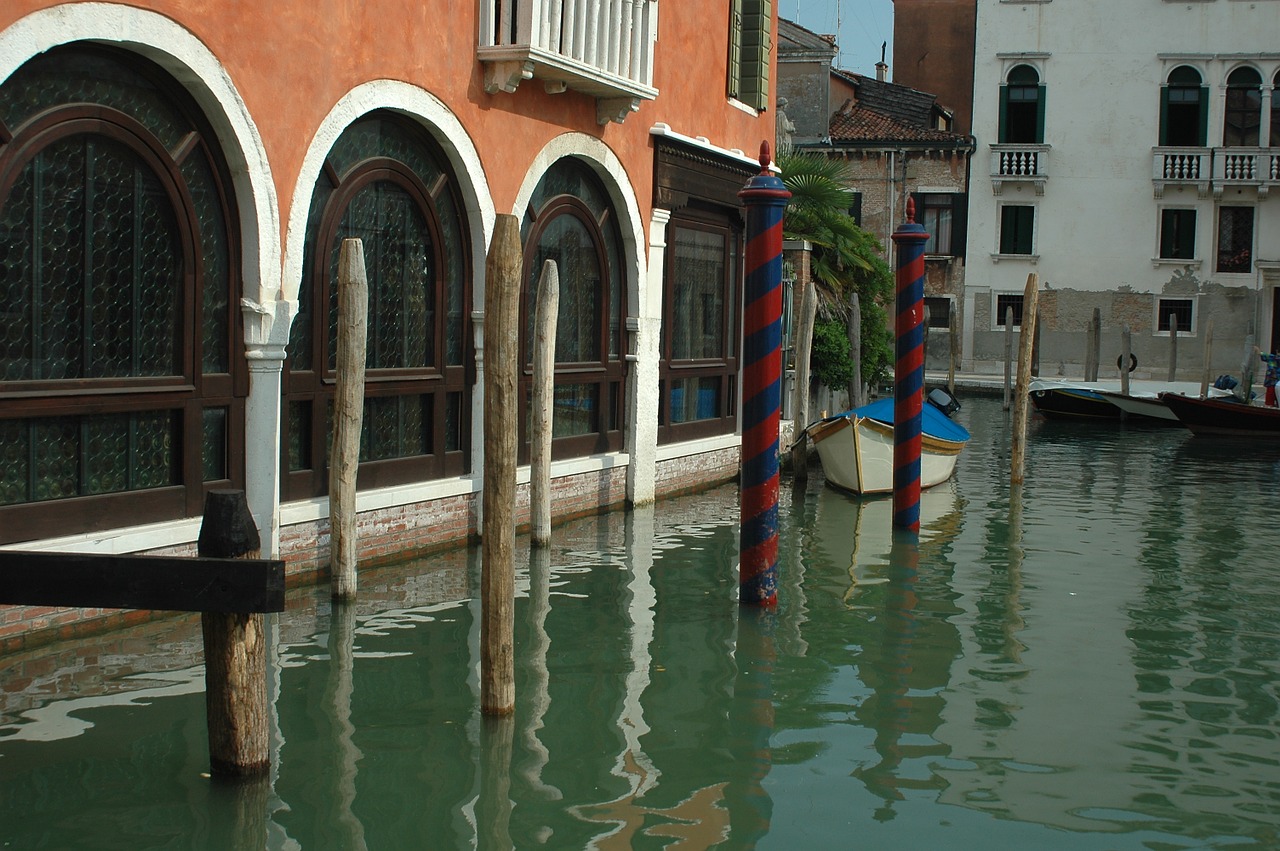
[1159,86,1170,146]
[1035,84,1046,143]
[1198,85,1209,146]
[727,0,743,101]
[951,194,968,257]
[739,0,772,111]
[999,85,1009,143]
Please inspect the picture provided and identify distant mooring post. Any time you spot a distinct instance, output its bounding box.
[530,259,559,548]
[737,141,790,606]
[1011,273,1040,486]
[890,197,929,533]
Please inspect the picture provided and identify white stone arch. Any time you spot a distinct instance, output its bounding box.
[0,3,280,309]
[281,81,496,308]
[513,133,648,321]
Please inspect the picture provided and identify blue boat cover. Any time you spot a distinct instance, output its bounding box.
[832,397,971,444]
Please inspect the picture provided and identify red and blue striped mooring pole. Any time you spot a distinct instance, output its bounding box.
[737,141,791,606]
[890,197,929,533]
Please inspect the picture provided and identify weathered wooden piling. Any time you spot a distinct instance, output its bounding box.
[530,259,559,548]
[790,276,816,482]
[847,291,863,409]
[736,142,790,606]
[330,238,368,602]
[1199,319,1214,398]
[1085,308,1101,382]
[1120,324,1133,397]
[1011,273,1039,486]
[1003,307,1014,411]
[1168,313,1179,382]
[198,489,270,779]
[890,197,929,532]
[482,214,520,714]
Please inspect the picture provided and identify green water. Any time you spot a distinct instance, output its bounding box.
[3,396,1280,849]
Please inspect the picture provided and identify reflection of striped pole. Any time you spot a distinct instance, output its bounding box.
[737,142,791,607]
[891,199,929,532]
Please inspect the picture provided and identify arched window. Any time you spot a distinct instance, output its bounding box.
[520,159,626,459]
[1160,66,1207,147]
[0,45,242,545]
[1000,65,1044,144]
[284,112,471,498]
[1223,67,1262,147]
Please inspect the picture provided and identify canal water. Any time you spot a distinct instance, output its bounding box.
[3,395,1280,849]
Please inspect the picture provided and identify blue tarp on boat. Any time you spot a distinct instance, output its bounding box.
[831,397,971,444]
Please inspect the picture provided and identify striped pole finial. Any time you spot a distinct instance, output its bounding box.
[890,197,929,532]
[737,141,791,607]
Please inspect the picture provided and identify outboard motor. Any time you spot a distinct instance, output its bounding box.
[927,387,961,417]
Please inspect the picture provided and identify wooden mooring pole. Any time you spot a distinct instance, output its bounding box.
[482,214,520,715]
[790,276,816,482]
[198,489,270,779]
[1168,313,1179,382]
[1010,274,1039,486]
[330,238,368,602]
[531,259,559,549]
[848,291,863,409]
[1003,307,1014,411]
[1199,319,1214,398]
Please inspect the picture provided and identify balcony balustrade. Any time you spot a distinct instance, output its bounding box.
[989,144,1050,195]
[1153,147,1279,199]
[479,0,659,124]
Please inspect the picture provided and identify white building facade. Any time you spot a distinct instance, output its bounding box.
[964,0,1280,377]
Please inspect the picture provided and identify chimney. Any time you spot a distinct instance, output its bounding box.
[876,41,888,82]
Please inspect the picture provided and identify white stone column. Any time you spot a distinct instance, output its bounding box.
[241,298,296,557]
[1260,85,1274,151]
[626,208,669,507]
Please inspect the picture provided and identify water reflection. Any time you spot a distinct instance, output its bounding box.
[4,398,1280,847]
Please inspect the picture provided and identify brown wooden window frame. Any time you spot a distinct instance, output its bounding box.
[0,45,245,545]
[658,214,741,444]
[282,118,472,501]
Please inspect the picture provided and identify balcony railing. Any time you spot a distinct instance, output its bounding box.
[989,144,1050,195]
[1152,147,1210,198]
[1152,147,1278,199]
[479,0,659,124]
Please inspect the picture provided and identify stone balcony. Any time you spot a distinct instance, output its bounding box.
[1152,147,1280,199]
[478,0,659,125]
[989,144,1050,195]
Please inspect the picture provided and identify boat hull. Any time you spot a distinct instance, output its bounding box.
[1159,393,1280,436]
[1029,385,1119,420]
[810,412,966,494]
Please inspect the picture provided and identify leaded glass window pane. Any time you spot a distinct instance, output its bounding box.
[1217,206,1254,273]
[203,407,228,481]
[183,152,231,374]
[668,377,722,424]
[531,215,602,363]
[0,411,177,505]
[553,384,598,437]
[362,394,431,461]
[3,136,180,381]
[328,181,435,372]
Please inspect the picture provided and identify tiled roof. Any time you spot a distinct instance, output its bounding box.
[778,18,838,54]
[828,106,972,147]
[826,70,973,148]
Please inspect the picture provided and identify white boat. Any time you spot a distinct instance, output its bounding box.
[808,396,971,495]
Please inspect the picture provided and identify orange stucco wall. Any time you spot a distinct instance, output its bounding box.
[2,0,774,250]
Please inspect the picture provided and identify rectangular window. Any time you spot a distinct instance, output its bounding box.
[919,195,955,255]
[1217,206,1254,273]
[1157,298,1194,334]
[847,192,862,227]
[995,294,1024,328]
[999,205,1035,255]
[1159,209,1196,260]
[924,296,952,329]
[660,220,741,443]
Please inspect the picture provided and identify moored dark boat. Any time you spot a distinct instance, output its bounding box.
[1158,393,1280,437]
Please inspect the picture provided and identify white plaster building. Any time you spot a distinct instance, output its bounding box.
[963,0,1280,377]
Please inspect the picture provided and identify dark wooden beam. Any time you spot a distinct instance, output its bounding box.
[0,551,285,614]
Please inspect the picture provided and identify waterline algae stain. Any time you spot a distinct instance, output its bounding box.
[3,397,1280,848]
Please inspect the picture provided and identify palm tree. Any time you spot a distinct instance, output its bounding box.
[778,151,894,390]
